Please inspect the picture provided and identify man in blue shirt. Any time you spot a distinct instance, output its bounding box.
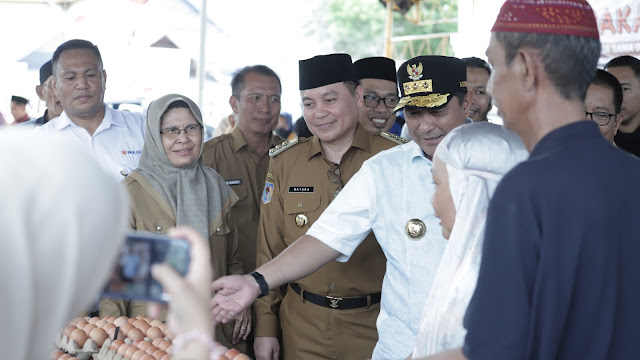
[416,1,640,359]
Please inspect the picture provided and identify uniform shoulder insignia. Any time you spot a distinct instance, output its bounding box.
[269,137,299,157]
[380,131,409,145]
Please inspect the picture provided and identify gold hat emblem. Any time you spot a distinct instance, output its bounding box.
[295,214,309,227]
[405,219,426,239]
[407,62,424,81]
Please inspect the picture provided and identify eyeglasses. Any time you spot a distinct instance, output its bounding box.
[585,111,616,126]
[160,124,203,139]
[363,94,400,109]
[327,164,344,200]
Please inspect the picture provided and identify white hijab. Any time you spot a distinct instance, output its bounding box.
[0,128,128,360]
[412,122,529,357]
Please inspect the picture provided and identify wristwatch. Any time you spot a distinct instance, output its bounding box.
[249,271,269,298]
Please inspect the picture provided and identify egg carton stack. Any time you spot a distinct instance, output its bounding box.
[52,315,250,360]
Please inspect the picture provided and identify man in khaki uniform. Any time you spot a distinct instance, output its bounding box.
[354,56,400,134]
[253,53,406,360]
[202,65,284,274]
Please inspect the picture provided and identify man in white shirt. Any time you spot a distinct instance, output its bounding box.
[210,55,469,359]
[37,39,145,180]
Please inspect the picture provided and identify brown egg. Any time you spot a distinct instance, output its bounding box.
[124,345,139,359]
[152,349,167,359]
[157,340,171,352]
[109,339,125,352]
[51,349,65,359]
[139,354,155,360]
[137,340,152,351]
[146,326,163,340]
[121,323,135,336]
[103,323,116,332]
[149,319,162,327]
[106,326,124,341]
[114,316,129,327]
[132,338,144,346]
[156,323,167,333]
[63,325,77,338]
[117,343,131,356]
[233,355,250,360]
[137,322,151,335]
[94,319,108,328]
[88,317,100,324]
[128,317,137,324]
[127,328,145,341]
[89,328,108,348]
[225,349,240,358]
[131,349,147,360]
[83,323,97,334]
[160,354,171,360]
[132,319,145,328]
[145,346,159,354]
[69,328,87,347]
[68,317,84,326]
[75,320,89,330]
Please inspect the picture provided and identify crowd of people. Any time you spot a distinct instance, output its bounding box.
[2,0,640,360]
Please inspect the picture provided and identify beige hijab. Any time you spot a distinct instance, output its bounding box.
[412,122,529,357]
[132,94,237,239]
[0,128,129,360]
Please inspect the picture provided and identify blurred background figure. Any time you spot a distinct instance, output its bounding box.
[462,57,492,122]
[353,56,399,135]
[212,114,236,138]
[10,95,31,124]
[23,60,63,126]
[292,115,313,138]
[605,55,640,156]
[274,111,294,140]
[0,128,128,360]
[584,69,623,145]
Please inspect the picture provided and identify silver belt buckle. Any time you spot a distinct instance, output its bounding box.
[325,295,343,309]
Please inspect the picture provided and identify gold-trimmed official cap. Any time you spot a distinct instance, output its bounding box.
[394,55,467,113]
[299,53,356,90]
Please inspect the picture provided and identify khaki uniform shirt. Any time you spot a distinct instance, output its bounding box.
[254,124,401,337]
[99,173,246,351]
[202,126,283,272]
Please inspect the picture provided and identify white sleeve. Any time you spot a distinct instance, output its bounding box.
[306,162,377,262]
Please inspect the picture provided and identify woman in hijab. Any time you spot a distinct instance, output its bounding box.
[0,128,128,360]
[99,94,250,350]
[412,122,529,358]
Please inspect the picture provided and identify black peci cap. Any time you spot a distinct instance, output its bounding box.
[39,60,53,85]
[11,95,28,105]
[299,53,356,90]
[354,56,397,83]
[394,55,467,112]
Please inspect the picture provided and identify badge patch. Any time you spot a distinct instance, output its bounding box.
[262,181,274,204]
[226,179,242,186]
[288,186,315,193]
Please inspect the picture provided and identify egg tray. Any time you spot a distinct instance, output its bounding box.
[56,333,99,360]
[57,333,170,360]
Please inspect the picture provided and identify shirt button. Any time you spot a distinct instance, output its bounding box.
[156,226,162,231]
[330,282,336,290]
[298,202,303,208]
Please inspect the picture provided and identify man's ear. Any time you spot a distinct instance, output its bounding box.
[354,85,364,109]
[35,84,45,101]
[614,113,624,134]
[229,95,239,114]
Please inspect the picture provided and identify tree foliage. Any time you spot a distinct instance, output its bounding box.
[306,0,458,60]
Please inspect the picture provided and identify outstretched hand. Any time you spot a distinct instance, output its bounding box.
[210,274,261,325]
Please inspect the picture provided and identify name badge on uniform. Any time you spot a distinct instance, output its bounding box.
[226,179,242,186]
[262,181,274,204]
[288,186,314,193]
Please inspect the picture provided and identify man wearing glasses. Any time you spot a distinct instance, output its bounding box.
[354,56,400,134]
[585,69,623,145]
[251,53,405,360]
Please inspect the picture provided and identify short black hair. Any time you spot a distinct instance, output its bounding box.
[494,32,600,101]
[590,69,623,114]
[52,39,103,75]
[231,65,281,98]
[462,56,491,76]
[605,55,640,80]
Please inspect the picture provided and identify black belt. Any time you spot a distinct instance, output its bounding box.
[290,283,381,310]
